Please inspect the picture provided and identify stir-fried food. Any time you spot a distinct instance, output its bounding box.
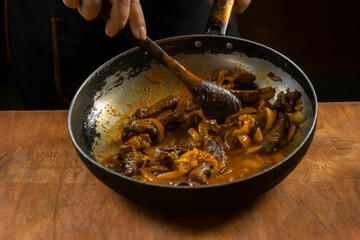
[100,68,306,186]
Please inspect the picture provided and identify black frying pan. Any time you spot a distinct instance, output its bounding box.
[68,0,318,209]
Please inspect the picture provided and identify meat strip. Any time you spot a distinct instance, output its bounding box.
[189,162,212,184]
[135,94,178,119]
[162,145,193,156]
[119,144,142,175]
[127,134,151,150]
[232,69,257,90]
[229,87,276,103]
[272,90,301,113]
[260,113,288,154]
[204,136,228,163]
[122,119,158,142]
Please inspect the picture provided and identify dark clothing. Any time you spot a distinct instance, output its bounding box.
[2,0,239,109]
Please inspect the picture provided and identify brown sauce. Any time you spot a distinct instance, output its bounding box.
[146,72,163,84]
[100,68,305,186]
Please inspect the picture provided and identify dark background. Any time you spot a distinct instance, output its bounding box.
[236,0,360,101]
[1,0,360,110]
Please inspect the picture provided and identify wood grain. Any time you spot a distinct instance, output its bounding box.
[0,103,360,240]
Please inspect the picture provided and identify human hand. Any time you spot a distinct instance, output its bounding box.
[207,0,252,14]
[63,0,147,39]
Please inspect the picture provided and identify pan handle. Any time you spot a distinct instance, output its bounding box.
[205,0,235,35]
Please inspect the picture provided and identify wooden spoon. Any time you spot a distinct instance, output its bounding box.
[99,3,240,122]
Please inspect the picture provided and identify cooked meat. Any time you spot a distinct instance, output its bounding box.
[272,90,302,113]
[135,94,178,119]
[208,68,231,83]
[122,119,159,142]
[118,144,142,175]
[261,113,288,154]
[204,137,227,164]
[127,134,151,150]
[174,91,199,121]
[189,162,212,184]
[133,108,148,119]
[229,87,276,103]
[267,72,282,81]
[101,68,305,186]
[156,109,178,126]
[232,69,257,90]
[153,147,178,169]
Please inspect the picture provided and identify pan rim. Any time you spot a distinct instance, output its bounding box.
[68,34,318,190]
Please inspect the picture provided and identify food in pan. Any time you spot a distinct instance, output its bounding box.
[100,68,306,186]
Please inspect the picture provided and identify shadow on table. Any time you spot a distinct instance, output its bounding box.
[122,193,269,232]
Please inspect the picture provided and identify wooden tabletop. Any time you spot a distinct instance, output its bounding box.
[0,102,359,240]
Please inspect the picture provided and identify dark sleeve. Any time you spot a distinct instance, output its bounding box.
[142,0,239,40]
[7,0,133,109]
[0,0,10,84]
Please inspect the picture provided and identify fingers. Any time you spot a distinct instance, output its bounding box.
[129,0,146,40]
[233,0,251,14]
[63,0,80,9]
[78,0,102,20]
[105,0,130,37]
[63,0,146,38]
[63,0,102,20]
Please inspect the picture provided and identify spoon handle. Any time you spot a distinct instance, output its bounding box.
[99,2,203,90]
[133,35,203,88]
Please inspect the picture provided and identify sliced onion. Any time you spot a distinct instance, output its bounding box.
[247,145,263,153]
[258,99,266,111]
[139,169,162,183]
[141,166,169,172]
[232,115,255,139]
[157,170,186,179]
[198,120,210,139]
[224,129,235,150]
[237,134,251,148]
[263,107,276,134]
[287,111,306,124]
[176,151,194,163]
[188,127,202,142]
[146,118,164,143]
[253,127,263,143]
[287,124,296,141]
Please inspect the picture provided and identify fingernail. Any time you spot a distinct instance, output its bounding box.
[138,26,146,40]
[106,29,115,38]
[105,23,115,38]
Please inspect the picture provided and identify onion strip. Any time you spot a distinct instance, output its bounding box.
[253,127,263,143]
[188,128,202,142]
[146,118,164,143]
[263,107,276,134]
[157,170,186,179]
[287,124,296,141]
[237,134,251,148]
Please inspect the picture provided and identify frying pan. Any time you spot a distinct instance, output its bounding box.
[68,0,318,209]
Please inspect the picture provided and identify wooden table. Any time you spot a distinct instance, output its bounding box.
[0,102,359,240]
